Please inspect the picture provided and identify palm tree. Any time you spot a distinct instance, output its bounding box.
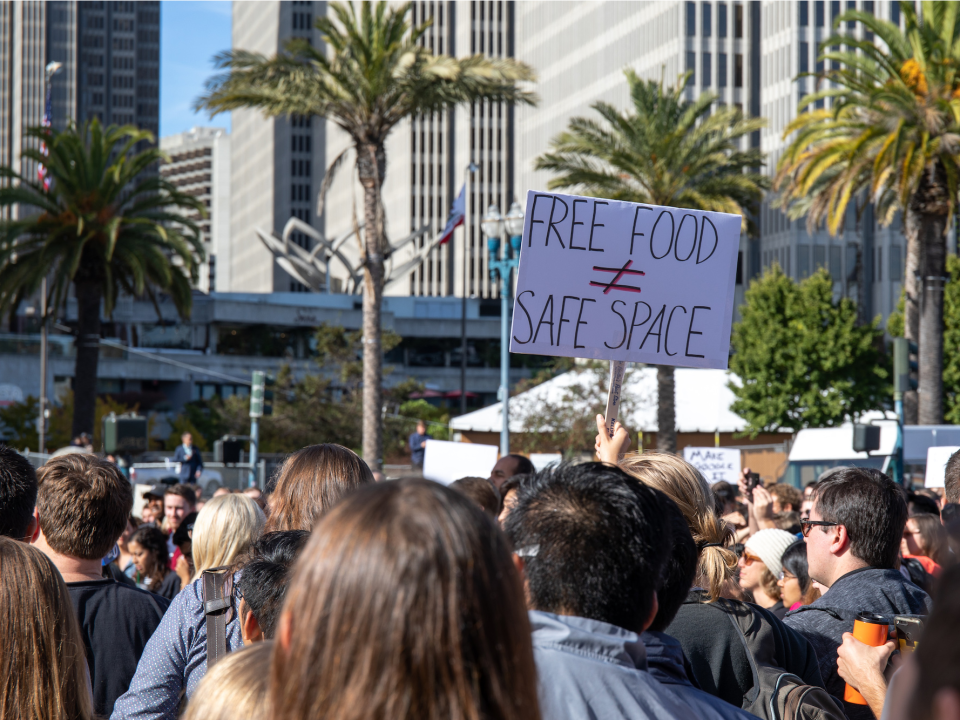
[198,1,535,470]
[535,70,768,453]
[775,2,960,425]
[0,121,205,440]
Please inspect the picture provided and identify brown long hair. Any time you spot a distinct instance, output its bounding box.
[619,452,738,601]
[264,444,374,533]
[269,479,540,720]
[910,513,949,565]
[0,537,94,720]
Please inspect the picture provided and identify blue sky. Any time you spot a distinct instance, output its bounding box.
[160,1,233,137]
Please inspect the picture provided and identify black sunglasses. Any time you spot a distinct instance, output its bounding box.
[800,519,840,537]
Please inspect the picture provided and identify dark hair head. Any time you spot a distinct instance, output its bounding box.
[498,474,527,515]
[36,454,132,559]
[908,514,949,565]
[780,540,811,594]
[129,525,170,586]
[768,483,803,512]
[503,462,667,633]
[165,484,197,507]
[238,531,310,638]
[649,493,697,632]
[270,479,538,720]
[449,477,500,519]
[812,467,906,569]
[944,450,960,504]
[907,492,941,517]
[710,481,737,514]
[506,454,535,477]
[264,444,374,533]
[0,445,38,540]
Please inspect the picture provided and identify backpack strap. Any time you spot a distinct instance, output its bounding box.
[723,602,763,706]
[201,566,233,668]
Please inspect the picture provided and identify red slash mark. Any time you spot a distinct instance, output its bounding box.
[589,260,646,294]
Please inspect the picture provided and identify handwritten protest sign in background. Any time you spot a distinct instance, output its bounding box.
[509,191,741,369]
[682,447,741,484]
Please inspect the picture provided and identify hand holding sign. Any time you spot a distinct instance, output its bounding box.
[510,190,742,433]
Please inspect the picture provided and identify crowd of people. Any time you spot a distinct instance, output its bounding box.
[1,414,960,720]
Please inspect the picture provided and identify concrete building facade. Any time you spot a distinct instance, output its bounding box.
[228,0,326,293]
[160,127,231,293]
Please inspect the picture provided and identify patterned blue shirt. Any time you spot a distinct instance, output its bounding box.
[110,575,243,720]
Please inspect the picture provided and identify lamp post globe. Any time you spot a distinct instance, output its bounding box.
[505,201,524,239]
[481,204,505,247]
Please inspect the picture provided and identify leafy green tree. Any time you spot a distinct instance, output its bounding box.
[535,70,768,453]
[0,120,204,438]
[198,1,536,470]
[729,267,889,435]
[775,2,960,424]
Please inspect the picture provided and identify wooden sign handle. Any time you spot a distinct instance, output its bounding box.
[604,360,627,438]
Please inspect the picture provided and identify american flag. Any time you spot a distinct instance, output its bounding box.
[37,84,52,190]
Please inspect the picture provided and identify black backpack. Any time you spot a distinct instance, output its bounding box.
[721,599,847,720]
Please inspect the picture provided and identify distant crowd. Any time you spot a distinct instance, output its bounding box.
[1,416,959,720]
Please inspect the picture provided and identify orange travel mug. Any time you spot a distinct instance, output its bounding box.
[843,612,890,705]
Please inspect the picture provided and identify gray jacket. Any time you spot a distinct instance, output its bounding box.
[531,611,710,720]
[785,566,931,720]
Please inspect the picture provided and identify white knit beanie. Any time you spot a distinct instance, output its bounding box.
[745,529,798,577]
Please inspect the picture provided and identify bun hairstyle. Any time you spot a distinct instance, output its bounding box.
[618,452,737,601]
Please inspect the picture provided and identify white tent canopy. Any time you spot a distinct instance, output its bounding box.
[450,367,752,434]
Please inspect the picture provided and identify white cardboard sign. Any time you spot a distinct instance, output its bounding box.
[683,447,742,484]
[510,191,741,369]
[925,446,960,488]
[423,439,499,486]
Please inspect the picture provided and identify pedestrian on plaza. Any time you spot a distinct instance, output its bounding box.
[270,479,540,720]
[497,473,527,526]
[163,484,196,568]
[129,525,181,600]
[181,642,273,720]
[0,443,39,542]
[738,528,798,618]
[488,452,535,492]
[173,432,203,483]
[235,530,310,643]
[0,537,94,720]
[778,541,821,611]
[191,493,264,578]
[408,420,430,469]
[801,480,819,517]
[117,516,139,579]
[33,454,168,717]
[784,467,931,720]
[450,475,500,518]
[140,485,166,526]
[901,512,949,578]
[113,443,373,720]
[503,461,749,720]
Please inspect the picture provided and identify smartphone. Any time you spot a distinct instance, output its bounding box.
[746,472,761,501]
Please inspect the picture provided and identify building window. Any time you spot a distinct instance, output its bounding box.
[891,1,900,26]
[719,3,727,36]
[686,51,696,85]
[814,244,826,271]
[829,245,842,280]
[719,52,728,87]
[831,1,841,24]
[686,2,696,36]
[734,53,743,87]
[702,52,712,86]
[863,0,874,39]
[798,244,811,278]
[890,244,903,281]
[799,41,809,73]
[702,2,712,35]
[799,1,809,25]
[734,3,743,37]
[846,0,856,29]
[815,0,825,26]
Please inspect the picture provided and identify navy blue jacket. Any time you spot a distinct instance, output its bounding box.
[408,432,430,465]
[172,445,203,482]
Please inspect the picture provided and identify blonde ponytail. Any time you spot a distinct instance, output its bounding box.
[619,452,738,601]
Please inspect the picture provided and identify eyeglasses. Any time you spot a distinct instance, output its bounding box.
[800,519,840,537]
[740,551,764,565]
[233,584,244,602]
[778,570,797,582]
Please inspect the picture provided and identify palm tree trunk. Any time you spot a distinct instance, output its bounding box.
[903,210,922,424]
[917,212,946,425]
[358,142,387,472]
[656,365,676,454]
[72,278,101,439]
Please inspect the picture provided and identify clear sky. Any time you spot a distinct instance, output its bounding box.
[160,1,233,138]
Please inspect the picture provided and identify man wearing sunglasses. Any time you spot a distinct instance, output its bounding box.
[784,467,931,720]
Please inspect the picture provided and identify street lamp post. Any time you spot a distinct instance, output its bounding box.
[482,201,524,456]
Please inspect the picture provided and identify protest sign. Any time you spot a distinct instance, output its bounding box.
[423,439,498,485]
[509,191,741,370]
[924,446,960,488]
[682,447,741,484]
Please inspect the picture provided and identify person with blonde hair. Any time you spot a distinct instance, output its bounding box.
[596,420,824,710]
[0,537,94,720]
[114,444,373,720]
[191,493,265,578]
[181,642,272,720]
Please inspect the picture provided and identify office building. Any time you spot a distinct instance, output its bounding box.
[229,0,326,293]
[0,2,48,218]
[47,0,160,135]
[322,0,517,304]
[160,127,231,293]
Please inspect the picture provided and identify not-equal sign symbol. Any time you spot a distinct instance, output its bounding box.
[589,259,645,294]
